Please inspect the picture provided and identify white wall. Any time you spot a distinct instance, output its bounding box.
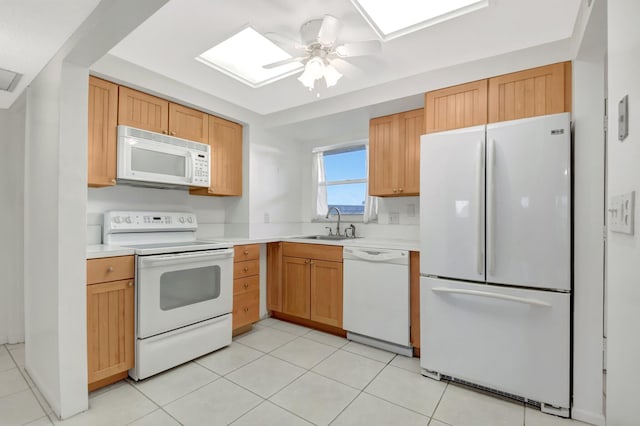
[571,0,606,423]
[605,1,640,424]
[0,104,25,345]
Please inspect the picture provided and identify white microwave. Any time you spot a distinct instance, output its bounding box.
[117,125,210,189]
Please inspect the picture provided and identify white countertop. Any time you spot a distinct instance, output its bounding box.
[86,245,135,259]
[87,236,419,258]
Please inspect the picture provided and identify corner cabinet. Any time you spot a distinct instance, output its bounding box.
[88,77,118,187]
[190,116,243,197]
[277,243,343,328]
[369,108,423,197]
[86,256,135,391]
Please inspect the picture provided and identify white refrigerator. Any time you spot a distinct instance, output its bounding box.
[419,113,571,417]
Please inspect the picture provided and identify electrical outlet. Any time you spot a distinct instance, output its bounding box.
[609,191,635,234]
[263,212,270,224]
[389,212,400,225]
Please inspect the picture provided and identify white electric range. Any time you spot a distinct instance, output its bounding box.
[104,211,234,380]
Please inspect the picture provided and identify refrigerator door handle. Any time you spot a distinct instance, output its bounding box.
[486,138,496,275]
[431,287,551,307]
[476,139,485,275]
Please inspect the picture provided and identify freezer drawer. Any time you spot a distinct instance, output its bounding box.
[420,277,570,409]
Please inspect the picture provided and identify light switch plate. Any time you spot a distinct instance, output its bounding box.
[609,191,635,234]
[618,95,629,141]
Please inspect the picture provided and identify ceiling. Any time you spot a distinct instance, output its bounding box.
[0,0,102,109]
[1,0,583,113]
[109,0,583,115]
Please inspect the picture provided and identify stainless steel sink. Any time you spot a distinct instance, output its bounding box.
[302,235,351,241]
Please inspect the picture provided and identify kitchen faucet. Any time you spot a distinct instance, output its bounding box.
[326,207,341,236]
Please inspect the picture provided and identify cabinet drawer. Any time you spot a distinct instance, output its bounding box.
[87,256,134,285]
[233,290,259,329]
[234,259,259,278]
[282,243,343,262]
[233,275,259,295]
[234,244,260,262]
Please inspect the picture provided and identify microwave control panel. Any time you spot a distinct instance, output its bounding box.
[193,153,209,186]
[104,211,197,233]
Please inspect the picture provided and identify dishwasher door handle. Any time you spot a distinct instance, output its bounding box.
[344,248,408,263]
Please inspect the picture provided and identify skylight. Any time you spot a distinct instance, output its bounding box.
[351,0,488,40]
[196,26,303,88]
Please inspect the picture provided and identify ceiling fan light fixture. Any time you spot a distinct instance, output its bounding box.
[298,56,326,89]
[323,63,342,88]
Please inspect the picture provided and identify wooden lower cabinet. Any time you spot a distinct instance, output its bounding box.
[86,256,135,391]
[232,245,260,333]
[310,260,343,328]
[276,243,343,328]
[282,256,311,319]
[267,242,283,312]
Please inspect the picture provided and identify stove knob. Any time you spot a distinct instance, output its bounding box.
[113,217,121,224]
[187,217,193,223]
[125,216,132,224]
[179,217,185,223]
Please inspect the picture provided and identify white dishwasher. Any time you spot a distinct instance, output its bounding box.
[343,246,412,356]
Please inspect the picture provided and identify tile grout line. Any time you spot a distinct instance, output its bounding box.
[4,344,54,423]
[426,380,450,426]
[125,378,186,425]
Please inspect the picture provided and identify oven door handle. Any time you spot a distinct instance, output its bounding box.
[139,249,234,267]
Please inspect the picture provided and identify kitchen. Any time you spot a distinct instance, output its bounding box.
[0,0,637,425]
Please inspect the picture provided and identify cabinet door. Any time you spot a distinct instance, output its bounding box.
[399,109,424,195]
[369,114,401,196]
[88,77,118,187]
[267,242,283,312]
[87,279,134,386]
[488,62,571,123]
[168,103,209,143]
[118,86,169,134]
[409,251,420,351]
[282,256,310,319]
[191,116,243,196]
[310,260,343,328]
[425,80,488,133]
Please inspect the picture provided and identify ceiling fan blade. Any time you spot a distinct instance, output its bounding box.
[262,56,307,69]
[318,15,340,45]
[330,58,363,79]
[264,32,306,52]
[335,40,382,57]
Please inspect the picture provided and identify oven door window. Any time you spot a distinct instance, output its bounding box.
[159,265,221,310]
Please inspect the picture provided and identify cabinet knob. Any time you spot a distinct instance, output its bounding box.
[128,281,133,287]
[244,307,249,313]
[244,282,249,289]
[162,130,167,134]
[107,266,114,272]
[110,179,116,184]
[243,250,249,255]
[399,188,404,193]
[170,131,176,136]
[393,188,398,193]
[243,267,249,272]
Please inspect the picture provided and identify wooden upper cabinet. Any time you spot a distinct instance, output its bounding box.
[310,260,343,328]
[118,86,169,134]
[399,109,423,195]
[88,77,118,187]
[425,80,488,134]
[168,103,209,143]
[369,108,423,197]
[191,116,243,197]
[488,62,572,123]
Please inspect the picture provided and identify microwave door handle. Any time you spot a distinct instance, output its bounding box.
[186,151,194,183]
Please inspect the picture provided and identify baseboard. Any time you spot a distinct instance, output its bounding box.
[572,408,606,426]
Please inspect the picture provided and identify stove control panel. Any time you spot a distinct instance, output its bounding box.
[104,211,198,234]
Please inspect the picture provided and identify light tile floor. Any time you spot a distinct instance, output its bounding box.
[0,319,590,426]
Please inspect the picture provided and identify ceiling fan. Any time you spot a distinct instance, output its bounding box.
[263,15,382,90]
